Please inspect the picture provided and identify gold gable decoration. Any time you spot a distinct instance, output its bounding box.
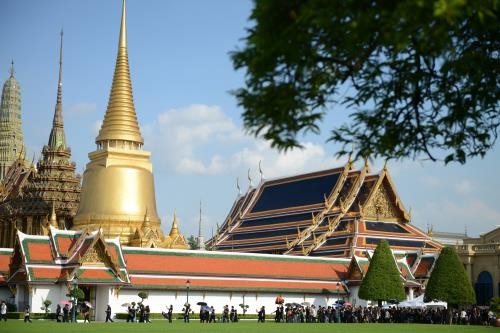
[363,182,401,221]
[79,243,109,266]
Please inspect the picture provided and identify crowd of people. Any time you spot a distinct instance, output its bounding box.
[268,304,496,326]
[0,298,497,326]
[126,303,151,323]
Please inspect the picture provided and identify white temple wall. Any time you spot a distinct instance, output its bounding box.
[30,284,66,313]
[22,284,348,320]
[110,289,344,316]
[95,286,112,321]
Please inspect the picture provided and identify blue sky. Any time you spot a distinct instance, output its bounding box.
[0,0,498,239]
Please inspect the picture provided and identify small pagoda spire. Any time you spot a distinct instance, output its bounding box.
[50,202,58,228]
[197,201,205,250]
[169,211,179,237]
[96,0,143,145]
[9,60,14,77]
[142,206,151,229]
[48,30,67,149]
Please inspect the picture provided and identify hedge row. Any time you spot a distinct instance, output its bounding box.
[115,313,272,320]
[6,312,86,320]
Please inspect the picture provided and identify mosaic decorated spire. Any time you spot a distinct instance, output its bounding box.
[19,32,81,225]
[48,30,67,150]
[95,0,143,145]
[0,61,25,180]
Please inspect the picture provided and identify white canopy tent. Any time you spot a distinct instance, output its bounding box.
[399,295,447,309]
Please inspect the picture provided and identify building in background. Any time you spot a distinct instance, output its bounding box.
[209,162,441,258]
[457,226,500,305]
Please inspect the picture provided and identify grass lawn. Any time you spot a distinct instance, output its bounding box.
[0,320,495,333]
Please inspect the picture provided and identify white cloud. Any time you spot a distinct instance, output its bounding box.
[417,199,500,236]
[454,179,475,195]
[145,104,341,178]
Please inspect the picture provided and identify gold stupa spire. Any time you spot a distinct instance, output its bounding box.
[96,0,143,145]
[169,211,179,237]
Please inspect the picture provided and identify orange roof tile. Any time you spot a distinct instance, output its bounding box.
[124,250,348,280]
[129,276,345,293]
[26,242,53,263]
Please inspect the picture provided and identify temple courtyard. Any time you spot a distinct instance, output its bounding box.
[0,321,494,333]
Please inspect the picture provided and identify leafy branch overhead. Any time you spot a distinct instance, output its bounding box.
[232,0,499,164]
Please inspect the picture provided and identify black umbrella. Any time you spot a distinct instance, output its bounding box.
[197,302,207,306]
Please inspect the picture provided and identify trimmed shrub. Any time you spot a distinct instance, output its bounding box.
[424,246,475,306]
[358,239,406,304]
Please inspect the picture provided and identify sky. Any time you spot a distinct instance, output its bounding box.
[0,0,498,239]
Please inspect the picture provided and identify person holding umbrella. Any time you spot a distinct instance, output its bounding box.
[82,302,92,323]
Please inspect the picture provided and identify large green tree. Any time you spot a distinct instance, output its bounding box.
[358,240,406,304]
[424,246,475,306]
[232,0,499,164]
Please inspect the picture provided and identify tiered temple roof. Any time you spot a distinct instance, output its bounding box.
[1,227,439,292]
[208,161,441,257]
[8,227,128,285]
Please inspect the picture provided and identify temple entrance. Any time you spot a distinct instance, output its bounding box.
[475,271,493,305]
[80,286,97,321]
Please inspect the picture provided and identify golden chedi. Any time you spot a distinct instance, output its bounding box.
[73,0,163,245]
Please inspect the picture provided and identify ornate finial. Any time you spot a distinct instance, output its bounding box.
[50,202,58,228]
[9,60,14,77]
[247,168,253,187]
[258,160,264,181]
[96,0,143,145]
[383,159,388,171]
[236,177,241,195]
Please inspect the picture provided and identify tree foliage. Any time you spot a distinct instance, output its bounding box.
[424,246,475,306]
[232,0,499,164]
[358,240,405,302]
[138,291,149,302]
[187,235,197,250]
[66,287,85,301]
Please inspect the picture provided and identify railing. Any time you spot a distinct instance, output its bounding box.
[456,243,499,254]
[473,244,499,254]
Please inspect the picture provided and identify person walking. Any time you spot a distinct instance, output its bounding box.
[209,306,216,323]
[183,304,191,323]
[105,304,114,322]
[167,305,173,323]
[24,305,32,323]
[56,304,62,322]
[0,301,7,322]
[82,305,91,323]
[63,304,69,323]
